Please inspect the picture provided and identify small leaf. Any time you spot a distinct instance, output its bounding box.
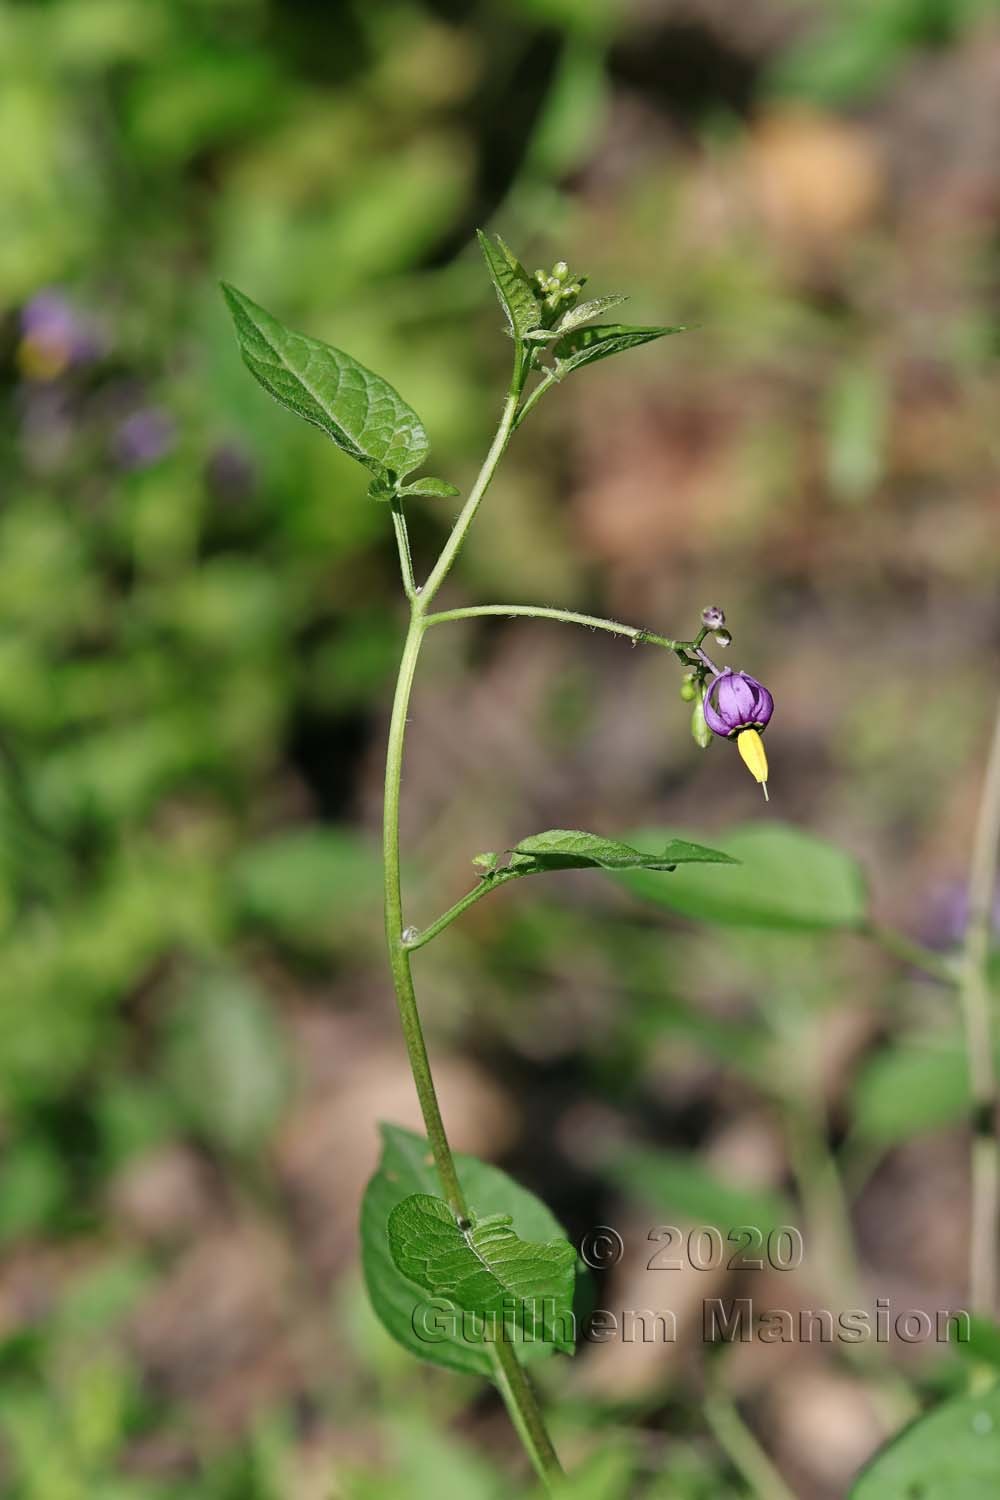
[367,476,397,502]
[476,231,542,341]
[388,1193,577,1355]
[508,829,737,874]
[553,322,687,377]
[851,1035,999,1145]
[361,1125,575,1376]
[555,293,629,334]
[397,476,461,498]
[221,283,429,482]
[619,823,868,931]
[849,1387,1000,1498]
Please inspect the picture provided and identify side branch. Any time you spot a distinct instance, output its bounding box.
[424,603,680,653]
[405,868,527,952]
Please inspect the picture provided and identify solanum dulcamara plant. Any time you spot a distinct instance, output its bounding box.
[223,235,1000,1495]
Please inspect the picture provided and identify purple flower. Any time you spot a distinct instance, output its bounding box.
[18,290,99,378]
[113,407,176,469]
[703,670,773,739]
[703,669,773,798]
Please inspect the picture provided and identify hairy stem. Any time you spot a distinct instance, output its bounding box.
[382,349,564,1488]
[424,602,679,652]
[512,366,559,430]
[404,868,525,951]
[383,613,466,1215]
[490,1340,565,1487]
[420,352,528,605]
[390,497,417,601]
[961,697,1000,1318]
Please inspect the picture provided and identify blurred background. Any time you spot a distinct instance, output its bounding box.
[2,0,1000,1495]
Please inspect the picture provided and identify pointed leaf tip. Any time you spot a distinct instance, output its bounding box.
[477,232,542,341]
[221,282,430,483]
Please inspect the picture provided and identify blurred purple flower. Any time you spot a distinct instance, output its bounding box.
[113,408,176,470]
[18,290,100,378]
[703,669,774,739]
[922,880,1000,950]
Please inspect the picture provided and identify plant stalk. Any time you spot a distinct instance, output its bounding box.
[960,696,1000,1318]
[424,602,678,651]
[381,348,564,1488]
[704,1391,800,1500]
[420,353,527,605]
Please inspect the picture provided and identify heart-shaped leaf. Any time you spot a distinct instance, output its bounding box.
[222,283,429,484]
[476,231,542,341]
[361,1125,576,1376]
[388,1193,577,1355]
[505,829,737,874]
[553,322,687,377]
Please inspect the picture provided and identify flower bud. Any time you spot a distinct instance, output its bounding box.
[679,672,698,702]
[714,628,732,648]
[691,698,712,749]
[701,605,725,629]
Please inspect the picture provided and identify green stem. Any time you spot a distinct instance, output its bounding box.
[490,1339,565,1488]
[704,1391,799,1500]
[424,602,679,652]
[383,612,466,1215]
[382,345,564,1489]
[862,920,958,986]
[420,352,529,606]
[390,497,417,601]
[782,1093,916,1427]
[960,696,1000,1318]
[405,869,526,952]
[512,366,559,430]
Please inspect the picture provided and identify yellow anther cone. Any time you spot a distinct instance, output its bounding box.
[737,729,769,801]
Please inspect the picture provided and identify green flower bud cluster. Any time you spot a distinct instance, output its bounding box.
[533,260,586,318]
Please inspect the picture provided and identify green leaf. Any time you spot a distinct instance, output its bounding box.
[476,231,542,341]
[613,1148,794,1232]
[361,1124,575,1376]
[852,1039,971,1145]
[397,476,461,498]
[230,827,381,952]
[849,1387,1000,1498]
[221,283,429,483]
[956,1317,1000,1372]
[387,1193,576,1356]
[164,971,291,1155]
[552,322,686,376]
[555,294,629,334]
[619,822,869,930]
[506,829,737,875]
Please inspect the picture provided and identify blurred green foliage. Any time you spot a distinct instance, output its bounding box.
[0,0,998,1494]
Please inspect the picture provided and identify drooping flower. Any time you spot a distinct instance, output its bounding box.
[703,669,774,799]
